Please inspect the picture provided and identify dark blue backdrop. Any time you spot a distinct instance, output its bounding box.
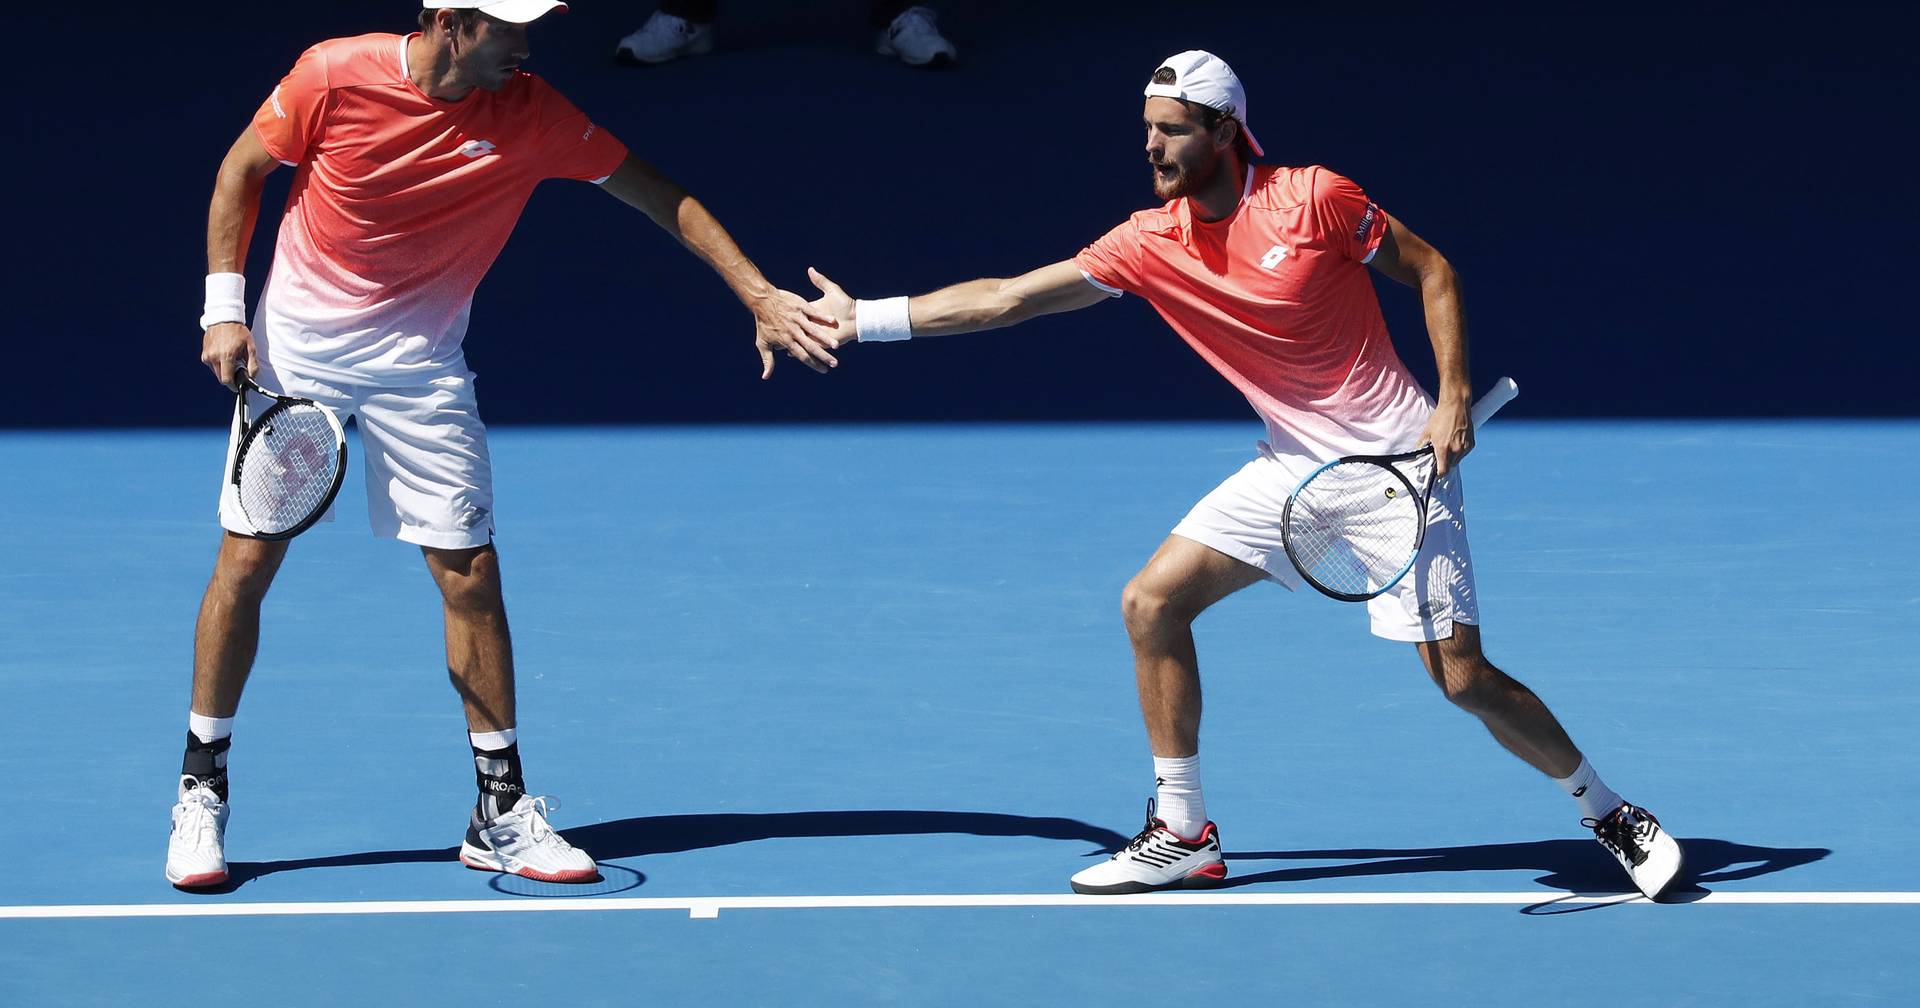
[16,2,1916,425]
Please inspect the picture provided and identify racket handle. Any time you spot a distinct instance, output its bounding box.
[1469,376,1519,429]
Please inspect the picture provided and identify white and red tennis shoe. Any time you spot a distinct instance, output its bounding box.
[1070,802,1228,895]
[460,794,600,883]
[165,776,230,889]
[1588,802,1684,899]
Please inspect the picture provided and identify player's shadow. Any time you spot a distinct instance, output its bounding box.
[562,810,1133,859]
[1220,838,1830,911]
[213,810,1130,892]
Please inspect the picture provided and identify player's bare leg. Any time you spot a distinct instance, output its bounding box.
[423,544,516,733]
[170,532,289,888]
[1413,623,1580,778]
[1121,535,1268,758]
[425,543,596,881]
[1417,624,1683,896]
[191,532,292,717]
[1070,535,1265,895]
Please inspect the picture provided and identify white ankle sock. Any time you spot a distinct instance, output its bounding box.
[469,728,517,751]
[188,712,233,745]
[1152,755,1207,841]
[1555,756,1624,820]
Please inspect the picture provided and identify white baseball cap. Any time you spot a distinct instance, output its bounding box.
[1143,50,1264,157]
[422,1,569,24]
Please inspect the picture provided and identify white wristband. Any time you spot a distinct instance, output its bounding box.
[854,296,912,343]
[200,272,247,331]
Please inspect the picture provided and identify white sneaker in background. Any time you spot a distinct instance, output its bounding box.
[877,7,957,67]
[616,11,715,66]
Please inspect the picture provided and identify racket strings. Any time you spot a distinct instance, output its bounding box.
[1285,460,1426,597]
[236,404,341,534]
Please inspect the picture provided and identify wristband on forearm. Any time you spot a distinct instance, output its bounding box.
[854,296,912,342]
[200,273,247,331]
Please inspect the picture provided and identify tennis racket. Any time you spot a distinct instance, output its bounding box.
[1281,377,1518,602]
[227,369,347,541]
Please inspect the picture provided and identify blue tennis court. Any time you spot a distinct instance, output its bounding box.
[3,420,1916,1004]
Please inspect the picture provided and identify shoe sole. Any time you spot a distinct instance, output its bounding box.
[615,38,714,66]
[875,47,956,68]
[168,869,228,889]
[1069,862,1228,896]
[458,842,602,884]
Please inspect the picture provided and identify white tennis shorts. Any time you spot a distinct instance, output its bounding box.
[217,365,495,549]
[1170,448,1479,642]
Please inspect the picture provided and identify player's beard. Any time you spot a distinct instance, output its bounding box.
[1151,148,1221,201]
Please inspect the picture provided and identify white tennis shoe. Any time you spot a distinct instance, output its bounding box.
[876,7,956,67]
[1070,803,1227,895]
[1588,803,1684,899]
[165,776,230,889]
[615,11,714,65]
[460,794,600,883]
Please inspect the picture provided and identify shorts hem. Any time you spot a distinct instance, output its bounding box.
[1169,522,1289,585]
[392,525,494,550]
[1370,614,1479,644]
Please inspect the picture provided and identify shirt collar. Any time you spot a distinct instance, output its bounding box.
[1175,164,1257,241]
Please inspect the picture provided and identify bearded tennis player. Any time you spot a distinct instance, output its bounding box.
[806,50,1683,898]
[168,0,841,890]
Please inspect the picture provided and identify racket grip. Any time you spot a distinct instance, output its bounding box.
[1469,377,1519,429]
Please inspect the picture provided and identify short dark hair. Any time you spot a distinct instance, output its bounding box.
[417,8,489,34]
[1149,66,1255,162]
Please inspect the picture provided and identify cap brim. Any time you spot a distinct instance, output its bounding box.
[1240,122,1264,158]
[478,0,568,24]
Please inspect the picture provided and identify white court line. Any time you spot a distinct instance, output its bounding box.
[3,892,1918,921]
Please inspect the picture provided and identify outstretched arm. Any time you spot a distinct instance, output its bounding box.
[1369,212,1473,475]
[805,260,1113,346]
[600,154,840,378]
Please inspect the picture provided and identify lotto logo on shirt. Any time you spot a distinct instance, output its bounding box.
[458,140,497,158]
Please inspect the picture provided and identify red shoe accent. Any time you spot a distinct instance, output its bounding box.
[172,870,228,889]
[513,866,602,883]
[1188,862,1228,881]
[461,852,600,883]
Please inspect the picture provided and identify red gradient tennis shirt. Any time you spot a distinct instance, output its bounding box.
[249,33,629,385]
[1075,164,1433,466]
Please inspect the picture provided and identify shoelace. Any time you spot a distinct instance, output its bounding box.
[644,16,694,42]
[1584,807,1654,865]
[1119,798,1166,855]
[501,795,564,846]
[172,788,221,844]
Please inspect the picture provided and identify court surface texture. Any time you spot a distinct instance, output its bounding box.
[3,420,1915,1005]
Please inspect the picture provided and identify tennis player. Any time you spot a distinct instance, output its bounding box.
[805,51,1683,898]
[168,0,841,889]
